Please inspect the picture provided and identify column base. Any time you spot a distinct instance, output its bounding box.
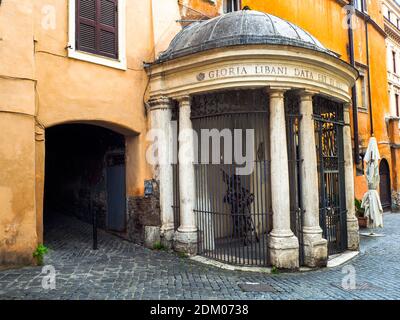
[302,227,328,268]
[160,226,174,249]
[174,229,198,255]
[347,217,360,251]
[268,231,299,270]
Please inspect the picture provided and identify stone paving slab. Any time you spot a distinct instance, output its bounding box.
[0,213,400,300]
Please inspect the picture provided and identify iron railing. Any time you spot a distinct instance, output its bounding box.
[285,94,305,266]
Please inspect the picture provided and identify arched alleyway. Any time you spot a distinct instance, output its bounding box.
[44,124,127,245]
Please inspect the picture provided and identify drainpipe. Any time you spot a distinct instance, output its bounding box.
[348,0,361,164]
[364,15,374,135]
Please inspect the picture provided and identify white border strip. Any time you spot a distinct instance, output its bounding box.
[327,251,360,268]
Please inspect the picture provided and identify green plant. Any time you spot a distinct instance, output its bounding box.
[354,198,365,217]
[33,244,49,266]
[177,251,188,259]
[152,241,167,251]
[271,266,279,275]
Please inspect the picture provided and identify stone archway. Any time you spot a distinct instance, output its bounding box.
[379,159,391,210]
[43,123,127,246]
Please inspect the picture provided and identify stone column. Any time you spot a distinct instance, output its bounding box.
[174,96,197,254]
[343,104,360,250]
[268,89,299,269]
[298,92,328,267]
[148,97,175,248]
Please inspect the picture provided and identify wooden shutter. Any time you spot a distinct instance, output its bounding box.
[76,0,118,59]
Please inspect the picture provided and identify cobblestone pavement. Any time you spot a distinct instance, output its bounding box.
[0,213,399,300]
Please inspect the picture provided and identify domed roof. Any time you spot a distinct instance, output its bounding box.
[157,10,334,63]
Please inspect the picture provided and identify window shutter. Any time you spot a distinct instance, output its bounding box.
[76,0,97,54]
[76,0,118,59]
[99,0,118,59]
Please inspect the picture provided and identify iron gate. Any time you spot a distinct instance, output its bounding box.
[285,94,305,266]
[171,102,181,231]
[313,96,347,255]
[191,90,272,266]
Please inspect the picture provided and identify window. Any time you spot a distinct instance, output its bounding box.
[393,51,397,74]
[356,71,369,112]
[68,0,127,70]
[224,0,241,13]
[396,94,400,117]
[354,0,367,12]
[76,0,118,59]
[383,5,389,19]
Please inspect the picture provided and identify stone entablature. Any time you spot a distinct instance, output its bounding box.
[149,45,356,103]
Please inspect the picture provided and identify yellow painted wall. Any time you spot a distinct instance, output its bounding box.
[243,0,391,202]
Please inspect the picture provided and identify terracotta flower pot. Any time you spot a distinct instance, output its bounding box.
[358,216,368,229]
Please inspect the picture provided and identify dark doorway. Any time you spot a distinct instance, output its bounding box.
[379,159,391,210]
[44,124,126,241]
[106,153,126,231]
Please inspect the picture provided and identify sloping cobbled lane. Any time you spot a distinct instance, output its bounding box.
[0,213,399,300]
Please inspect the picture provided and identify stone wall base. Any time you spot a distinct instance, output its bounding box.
[123,190,161,245]
[144,226,161,249]
[347,218,360,251]
[391,191,400,211]
[160,228,175,249]
[0,249,35,267]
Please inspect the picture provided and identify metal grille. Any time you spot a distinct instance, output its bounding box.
[285,94,304,266]
[171,103,180,231]
[191,90,271,266]
[313,96,347,255]
[172,163,180,231]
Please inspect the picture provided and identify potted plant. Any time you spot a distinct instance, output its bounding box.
[355,198,368,228]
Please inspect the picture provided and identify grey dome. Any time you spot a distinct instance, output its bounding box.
[157,10,333,63]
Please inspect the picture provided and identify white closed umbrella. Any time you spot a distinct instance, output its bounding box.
[361,137,383,233]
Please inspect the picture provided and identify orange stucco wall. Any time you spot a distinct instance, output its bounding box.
[0,0,163,265]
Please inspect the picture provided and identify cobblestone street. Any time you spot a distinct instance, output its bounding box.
[0,213,399,300]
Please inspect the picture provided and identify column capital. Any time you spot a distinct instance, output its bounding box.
[296,89,319,102]
[147,96,173,111]
[344,101,352,111]
[175,95,191,106]
[266,87,290,98]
